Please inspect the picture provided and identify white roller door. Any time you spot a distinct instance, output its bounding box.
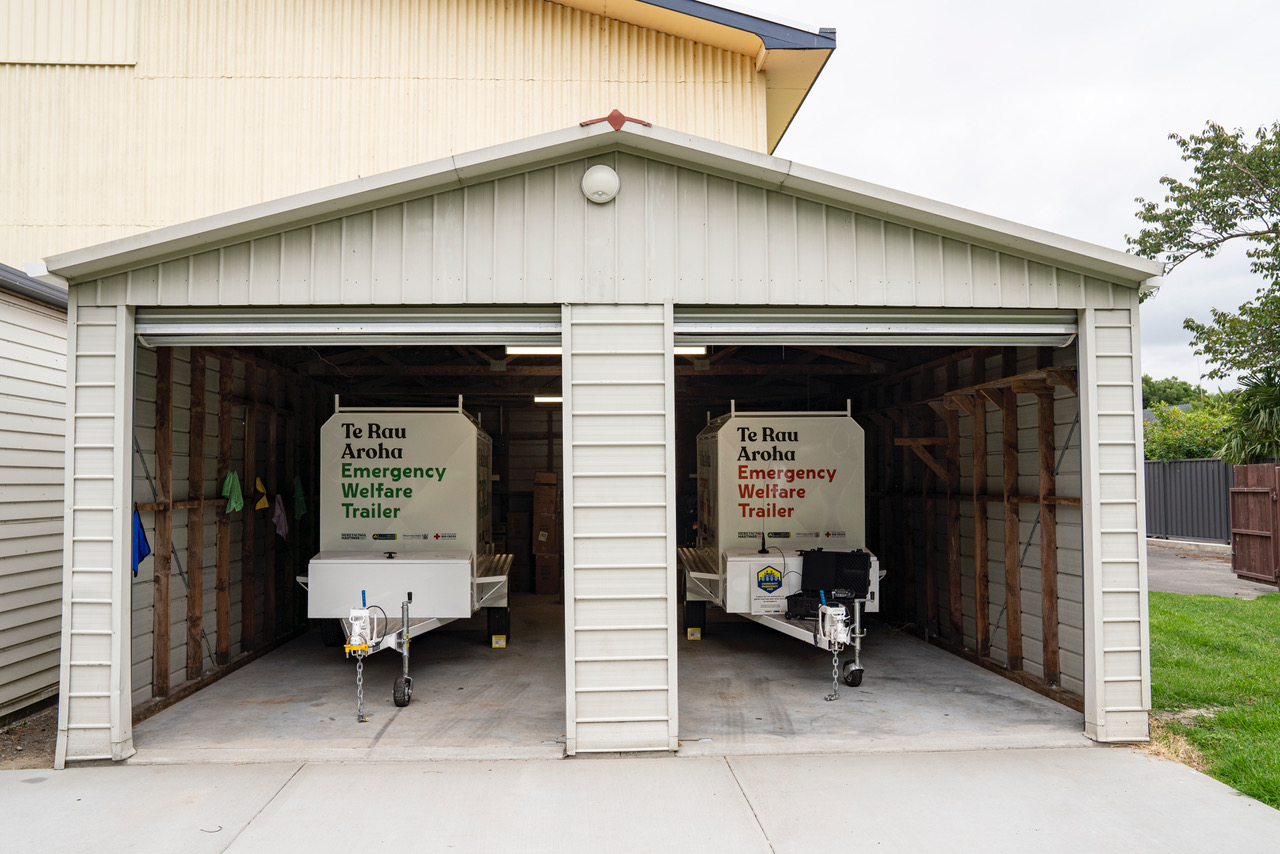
[133,306,562,347]
[674,307,1077,347]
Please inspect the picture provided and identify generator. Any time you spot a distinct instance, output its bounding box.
[299,399,510,719]
[683,402,882,695]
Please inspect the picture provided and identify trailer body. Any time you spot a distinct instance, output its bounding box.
[689,409,880,616]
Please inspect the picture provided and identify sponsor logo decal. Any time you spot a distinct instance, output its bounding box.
[756,565,782,593]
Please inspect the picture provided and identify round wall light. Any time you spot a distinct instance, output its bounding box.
[581,164,620,204]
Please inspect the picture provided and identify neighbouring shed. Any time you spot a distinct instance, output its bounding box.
[0,263,68,721]
[45,121,1163,763]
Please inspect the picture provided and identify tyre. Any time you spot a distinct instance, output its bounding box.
[842,665,863,688]
[684,600,706,632]
[393,676,412,707]
[319,618,345,648]
[487,606,511,644]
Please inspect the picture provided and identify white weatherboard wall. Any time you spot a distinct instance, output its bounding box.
[563,303,678,753]
[0,290,66,719]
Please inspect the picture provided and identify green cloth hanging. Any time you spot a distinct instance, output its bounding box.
[221,470,244,513]
[293,475,307,518]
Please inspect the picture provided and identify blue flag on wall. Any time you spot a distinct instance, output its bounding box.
[131,508,151,576]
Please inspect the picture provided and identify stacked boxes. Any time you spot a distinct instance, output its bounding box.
[532,471,562,594]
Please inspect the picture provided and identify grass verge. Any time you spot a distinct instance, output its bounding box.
[1148,591,1280,808]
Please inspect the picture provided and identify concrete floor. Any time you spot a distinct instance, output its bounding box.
[132,592,1083,763]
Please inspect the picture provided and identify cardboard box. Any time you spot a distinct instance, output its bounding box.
[532,512,561,555]
[535,554,561,595]
[533,483,560,513]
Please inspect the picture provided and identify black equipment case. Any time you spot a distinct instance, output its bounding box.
[784,548,872,620]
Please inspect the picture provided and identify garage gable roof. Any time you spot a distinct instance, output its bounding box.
[46,119,1162,288]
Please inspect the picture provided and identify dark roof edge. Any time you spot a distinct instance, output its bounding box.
[642,0,836,49]
[0,262,68,309]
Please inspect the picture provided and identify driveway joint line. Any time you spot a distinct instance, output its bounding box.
[220,762,305,852]
[725,756,777,853]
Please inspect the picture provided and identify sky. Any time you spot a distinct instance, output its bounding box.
[753,0,1280,390]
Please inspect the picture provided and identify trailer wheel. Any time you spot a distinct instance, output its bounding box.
[842,664,863,688]
[319,619,345,648]
[487,606,511,647]
[684,600,706,635]
[393,676,412,707]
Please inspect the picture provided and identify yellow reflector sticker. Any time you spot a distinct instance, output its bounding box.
[492,635,507,648]
[687,628,702,641]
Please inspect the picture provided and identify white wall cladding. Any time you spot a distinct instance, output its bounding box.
[0,0,137,65]
[57,300,135,764]
[78,153,1133,311]
[0,0,765,264]
[563,304,678,753]
[0,291,66,719]
[1079,303,1150,741]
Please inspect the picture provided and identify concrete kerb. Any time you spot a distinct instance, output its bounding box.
[1147,537,1232,557]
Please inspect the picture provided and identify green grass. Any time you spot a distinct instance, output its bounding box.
[1148,591,1280,808]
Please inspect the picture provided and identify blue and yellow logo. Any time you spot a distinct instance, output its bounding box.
[756,565,782,594]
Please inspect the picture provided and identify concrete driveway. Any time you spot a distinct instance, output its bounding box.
[1147,538,1276,599]
[4,748,1279,853]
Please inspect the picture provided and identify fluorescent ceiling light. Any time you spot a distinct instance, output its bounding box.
[510,345,708,356]
[533,396,563,404]
[507,345,562,355]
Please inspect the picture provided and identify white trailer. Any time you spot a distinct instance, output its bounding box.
[683,403,881,694]
[301,400,510,718]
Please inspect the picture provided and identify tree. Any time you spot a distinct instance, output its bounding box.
[1129,122,1280,380]
[1143,401,1231,462]
[1142,374,1205,408]
[1131,122,1280,463]
[1220,371,1280,464]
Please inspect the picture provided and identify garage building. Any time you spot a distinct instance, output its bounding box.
[46,117,1162,764]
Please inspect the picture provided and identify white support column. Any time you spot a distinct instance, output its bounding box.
[562,303,677,754]
[1077,303,1150,743]
[55,300,136,766]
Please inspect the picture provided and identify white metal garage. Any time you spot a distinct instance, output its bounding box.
[46,119,1162,763]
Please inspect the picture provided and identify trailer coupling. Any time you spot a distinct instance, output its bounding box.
[345,593,415,722]
[816,599,864,701]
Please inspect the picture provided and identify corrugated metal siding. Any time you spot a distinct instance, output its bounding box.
[563,303,677,753]
[58,300,135,764]
[79,153,1129,311]
[0,291,65,718]
[0,0,136,65]
[1080,302,1150,741]
[0,0,765,264]
[1145,459,1233,544]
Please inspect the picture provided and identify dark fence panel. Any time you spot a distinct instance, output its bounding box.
[1145,458,1234,543]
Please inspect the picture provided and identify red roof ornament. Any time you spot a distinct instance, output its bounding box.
[581,109,652,131]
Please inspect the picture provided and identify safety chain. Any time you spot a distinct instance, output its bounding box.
[356,657,369,723]
[824,643,842,702]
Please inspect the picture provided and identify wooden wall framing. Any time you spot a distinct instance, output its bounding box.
[132,347,322,717]
[859,345,1084,710]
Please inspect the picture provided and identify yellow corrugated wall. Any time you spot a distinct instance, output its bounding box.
[0,0,767,264]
